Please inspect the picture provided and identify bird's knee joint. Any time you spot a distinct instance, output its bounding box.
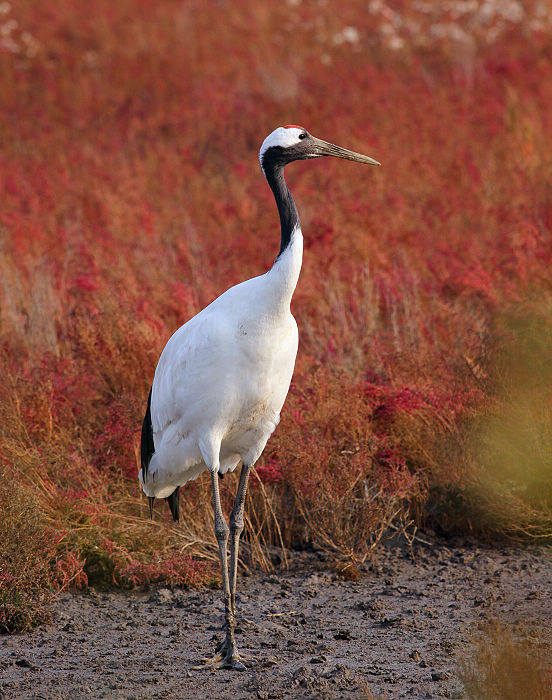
[215,517,229,542]
[230,513,244,535]
[230,501,244,532]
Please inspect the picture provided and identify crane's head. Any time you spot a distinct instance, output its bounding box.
[259,125,380,175]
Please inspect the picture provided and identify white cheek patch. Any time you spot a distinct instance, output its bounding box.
[259,127,304,163]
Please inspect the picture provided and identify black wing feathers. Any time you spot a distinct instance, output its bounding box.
[140,387,155,482]
[141,387,180,522]
[166,487,180,522]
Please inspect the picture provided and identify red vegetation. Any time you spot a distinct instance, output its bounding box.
[1,1,552,623]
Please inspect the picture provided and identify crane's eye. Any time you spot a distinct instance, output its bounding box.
[298,132,307,140]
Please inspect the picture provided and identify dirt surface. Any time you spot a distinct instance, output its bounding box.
[1,534,551,700]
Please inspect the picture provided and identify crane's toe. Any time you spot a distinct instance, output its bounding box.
[197,636,255,671]
[220,656,247,671]
[219,648,256,671]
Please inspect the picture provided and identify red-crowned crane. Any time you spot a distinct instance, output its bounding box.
[139,126,380,670]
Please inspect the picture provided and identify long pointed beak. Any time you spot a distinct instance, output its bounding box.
[310,137,381,166]
[148,496,155,519]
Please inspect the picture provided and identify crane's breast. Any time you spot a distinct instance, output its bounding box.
[150,295,298,466]
[230,311,298,418]
[217,315,298,465]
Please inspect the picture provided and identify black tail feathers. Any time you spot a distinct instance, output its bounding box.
[146,490,179,522]
[141,387,179,523]
[141,388,155,482]
[166,486,180,522]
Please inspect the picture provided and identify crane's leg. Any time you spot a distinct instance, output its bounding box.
[206,468,248,671]
[229,463,251,617]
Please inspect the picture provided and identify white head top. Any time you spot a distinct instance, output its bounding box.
[258,125,381,176]
[259,125,306,167]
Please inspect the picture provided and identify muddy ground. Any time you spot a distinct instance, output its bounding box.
[1,533,551,699]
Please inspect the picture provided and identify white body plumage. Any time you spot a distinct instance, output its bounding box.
[139,224,303,498]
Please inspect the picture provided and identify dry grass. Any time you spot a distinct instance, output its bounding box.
[0,464,85,632]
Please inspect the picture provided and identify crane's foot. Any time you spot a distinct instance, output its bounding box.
[195,636,255,671]
[219,654,248,671]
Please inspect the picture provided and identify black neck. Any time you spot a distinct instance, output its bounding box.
[262,151,300,258]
